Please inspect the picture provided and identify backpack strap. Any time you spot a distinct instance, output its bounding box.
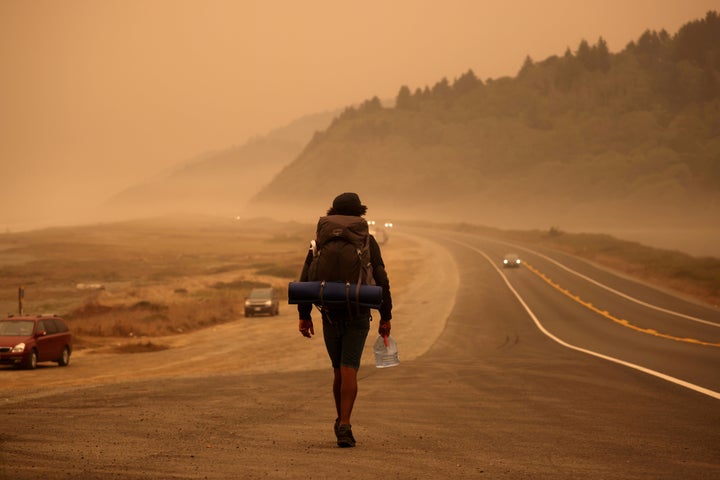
[345,281,354,318]
[354,248,363,315]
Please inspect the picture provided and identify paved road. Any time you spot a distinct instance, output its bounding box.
[441,230,720,395]
[1,228,718,479]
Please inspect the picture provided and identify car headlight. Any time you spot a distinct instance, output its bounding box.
[503,259,509,264]
[516,259,521,264]
[11,343,25,353]
[244,300,251,307]
[264,300,272,306]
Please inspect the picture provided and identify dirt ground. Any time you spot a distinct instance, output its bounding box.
[0,232,463,479]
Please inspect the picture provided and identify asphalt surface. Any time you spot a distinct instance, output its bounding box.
[1,229,719,479]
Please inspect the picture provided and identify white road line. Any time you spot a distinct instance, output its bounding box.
[447,237,720,401]
[502,240,720,328]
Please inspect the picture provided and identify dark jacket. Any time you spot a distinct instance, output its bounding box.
[298,234,392,322]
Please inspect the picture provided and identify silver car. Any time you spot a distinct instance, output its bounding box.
[244,288,280,317]
[503,253,521,268]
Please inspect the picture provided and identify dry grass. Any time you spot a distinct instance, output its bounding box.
[0,216,313,349]
[108,341,170,354]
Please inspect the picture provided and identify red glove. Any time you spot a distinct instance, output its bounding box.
[378,320,391,338]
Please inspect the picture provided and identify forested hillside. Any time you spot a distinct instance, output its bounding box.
[251,12,720,230]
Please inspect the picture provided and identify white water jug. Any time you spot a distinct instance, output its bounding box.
[373,335,399,368]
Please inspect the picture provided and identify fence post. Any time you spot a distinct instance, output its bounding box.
[18,286,24,315]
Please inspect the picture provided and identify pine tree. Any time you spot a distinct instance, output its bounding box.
[518,55,534,77]
[396,85,413,109]
[452,69,481,94]
[595,37,611,71]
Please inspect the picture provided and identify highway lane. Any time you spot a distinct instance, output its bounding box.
[431,228,720,397]
[382,228,719,477]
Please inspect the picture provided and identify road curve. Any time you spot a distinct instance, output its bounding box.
[1,227,718,480]
[439,231,720,397]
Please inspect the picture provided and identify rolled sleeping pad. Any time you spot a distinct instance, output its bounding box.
[288,281,383,308]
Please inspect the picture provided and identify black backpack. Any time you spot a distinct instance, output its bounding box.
[307,215,375,287]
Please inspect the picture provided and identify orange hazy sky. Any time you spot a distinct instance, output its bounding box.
[1,0,718,226]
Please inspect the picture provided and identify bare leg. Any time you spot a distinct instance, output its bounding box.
[333,368,342,419]
[338,366,358,425]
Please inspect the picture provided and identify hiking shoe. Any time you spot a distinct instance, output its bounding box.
[336,424,356,448]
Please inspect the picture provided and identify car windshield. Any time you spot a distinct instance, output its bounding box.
[0,320,35,336]
[248,289,272,299]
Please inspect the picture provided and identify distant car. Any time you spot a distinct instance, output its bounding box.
[368,220,392,245]
[503,253,522,268]
[244,288,280,317]
[0,315,72,369]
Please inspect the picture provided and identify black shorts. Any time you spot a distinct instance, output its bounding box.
[321,309,371,370]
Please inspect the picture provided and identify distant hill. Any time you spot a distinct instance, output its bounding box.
[249,12,720,230]
[103,110,338,220]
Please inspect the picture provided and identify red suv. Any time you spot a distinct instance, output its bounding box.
[0,315,72,369]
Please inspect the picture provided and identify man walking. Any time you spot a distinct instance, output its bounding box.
[298,192,393,447]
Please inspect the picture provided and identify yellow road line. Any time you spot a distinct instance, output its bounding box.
[523,262,720,348]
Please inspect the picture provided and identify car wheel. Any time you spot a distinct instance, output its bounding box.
[23,349,38,370]
[57,346,71,367]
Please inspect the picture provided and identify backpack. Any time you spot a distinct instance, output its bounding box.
[307,215,375,287]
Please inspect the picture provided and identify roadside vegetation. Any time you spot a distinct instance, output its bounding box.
[0,216,313,349]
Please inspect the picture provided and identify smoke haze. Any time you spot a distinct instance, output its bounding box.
[1,0,717,233]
